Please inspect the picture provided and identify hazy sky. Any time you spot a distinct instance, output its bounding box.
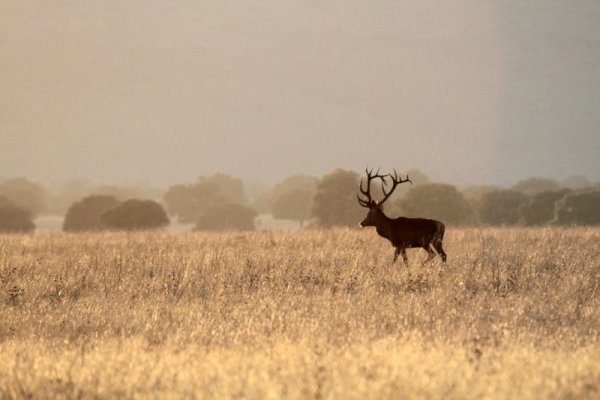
[2,1,599,187]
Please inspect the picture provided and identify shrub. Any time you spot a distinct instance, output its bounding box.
[195,203,257,231]
[100,199,169,230]
[62,195,120,232]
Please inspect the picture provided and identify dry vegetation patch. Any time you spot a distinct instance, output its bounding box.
[1,228,599,398]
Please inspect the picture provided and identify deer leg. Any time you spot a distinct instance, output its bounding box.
[401,248,409,265]
[393,247,400,263]
[433,241,447,263]
[423,244,436,263]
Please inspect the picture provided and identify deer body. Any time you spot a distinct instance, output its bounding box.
[357,169,447,264]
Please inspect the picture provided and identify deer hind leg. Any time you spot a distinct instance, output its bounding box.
[423,244,436,263]
[433,240,447,263]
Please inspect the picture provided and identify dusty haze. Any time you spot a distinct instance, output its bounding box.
[1,1,599,187]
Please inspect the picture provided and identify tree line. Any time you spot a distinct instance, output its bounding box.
[0,171,599,233]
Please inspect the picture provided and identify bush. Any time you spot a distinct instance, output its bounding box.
[62,195,120,232]
[400,183,475,225]
[554,190,600,225]
[195,203,257,231]
[478,190,528,225]
[0,196,35,233]
[100,199,169,230]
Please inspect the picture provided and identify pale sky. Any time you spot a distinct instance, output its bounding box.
[1,1,599,187]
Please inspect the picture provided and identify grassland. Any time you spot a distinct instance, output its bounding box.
[1,227,599,399]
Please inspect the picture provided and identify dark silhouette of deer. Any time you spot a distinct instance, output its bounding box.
[357,168,447,264]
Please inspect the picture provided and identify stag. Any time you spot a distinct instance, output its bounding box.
[357,168,447,264]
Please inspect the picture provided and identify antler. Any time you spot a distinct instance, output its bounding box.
[357,167,387,208]
[378,169,412,205]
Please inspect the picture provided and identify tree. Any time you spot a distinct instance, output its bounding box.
[198,173,247,205]
[400,183,475,225]
[62,195,120,232]
[195,203,257,231]
[519,189,571,226]
[252,175,318,214]
[163,182,227,223]
[461,185,501,201]
[478,190,529,225]
[563,175,592,190]
[91,184,161,202]
[45,179,92,215]
[512,178,561,196]
[163,173,247,223]
[272,189,313,226]
[311,169,364,228]
[0,196,35,233]
[100,199,169,230]
[554,190,600,225]
[0,178,45,217]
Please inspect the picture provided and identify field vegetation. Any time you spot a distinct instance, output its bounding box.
[1,227,599,399]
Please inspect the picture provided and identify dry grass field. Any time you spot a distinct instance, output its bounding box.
[1,227,599,399]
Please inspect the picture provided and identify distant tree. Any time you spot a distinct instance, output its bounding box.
[512,178,561,196]
[369,169,430,216]
[198,173,247,204]
[0,178,45,217]
[400,183,475,225]
[91,184,162,202]
[195,203,257,231]
[562,176,592,190]
[163,173,246,223]
[163,182,227,223]
[100,199,169,230]
[45,179,92,215]
[253,175,318,214]
[272,189,313,226]
[461,185,501,201]
[478,190,529,225]
[62,195,120,232]
[245,180,270,210]
[311,169,364,228]
[519,189,571,226]
[0,196,35,233]
[554,190,600,225]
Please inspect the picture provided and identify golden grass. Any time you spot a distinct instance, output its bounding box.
[1,227,599,399]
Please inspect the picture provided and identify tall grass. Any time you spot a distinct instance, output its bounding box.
[1,228,599,399]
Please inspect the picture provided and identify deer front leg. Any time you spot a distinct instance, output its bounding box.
[401,248,409,264]
[394,247,408,264]
[393,247,400,263]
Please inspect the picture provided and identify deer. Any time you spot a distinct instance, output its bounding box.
[357,168,447,264]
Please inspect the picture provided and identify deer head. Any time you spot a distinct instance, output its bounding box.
[357,168,411,227]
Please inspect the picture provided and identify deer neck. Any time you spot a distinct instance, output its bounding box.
[374,208,393,239]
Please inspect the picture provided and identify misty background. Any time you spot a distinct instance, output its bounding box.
[2,1,599,190]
